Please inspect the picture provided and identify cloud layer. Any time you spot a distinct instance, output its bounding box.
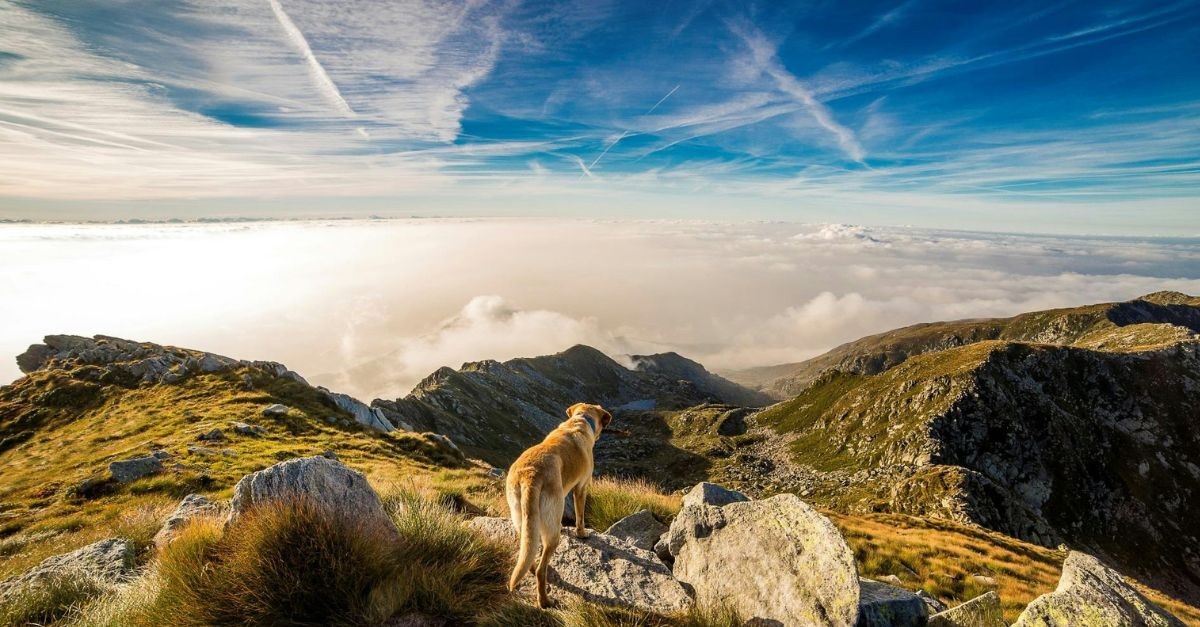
[2,219,1197,400]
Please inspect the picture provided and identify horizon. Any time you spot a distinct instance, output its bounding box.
[2,1,1199,233]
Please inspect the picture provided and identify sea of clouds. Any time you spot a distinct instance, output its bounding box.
[2,219,1198,400]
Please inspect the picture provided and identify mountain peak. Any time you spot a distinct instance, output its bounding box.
[1138,290,1198,305]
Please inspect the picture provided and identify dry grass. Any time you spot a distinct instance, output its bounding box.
[585,477,681,531]
[831,511,1200,625]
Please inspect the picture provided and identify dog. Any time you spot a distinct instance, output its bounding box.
[506,402,612,607]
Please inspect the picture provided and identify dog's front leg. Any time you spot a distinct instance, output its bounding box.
[571,481,589,538]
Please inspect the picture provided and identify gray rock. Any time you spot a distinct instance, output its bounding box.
[262,403,290,417]
[487,467,504,479]
[653,532,672,564]
[231,422,266,436]
[0,538,134,600]
[427,433,460,452]
[928,591,1003,627]
[150,449,172,460]
[188,445,216,456]
[319,388,395,432]
[196,428,225,441]
[226,456,397,540]
[970,574,997,587]
[604,509,668,553]
[856,578,928,627]
[154,494,222,548]
[878,574,903,586]
[668,492,860,627]
[680,482,749,509]
[468,517,690,614]
[108,455,162,483]
[1012,552,1183,627]
[917,589,948,614]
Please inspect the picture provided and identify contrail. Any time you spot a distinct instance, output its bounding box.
[589,84,680,170]
[267,0,355,117]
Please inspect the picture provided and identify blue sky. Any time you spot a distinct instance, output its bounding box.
[1,0,1199,232]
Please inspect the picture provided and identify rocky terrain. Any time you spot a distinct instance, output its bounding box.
[2,291,1199,624]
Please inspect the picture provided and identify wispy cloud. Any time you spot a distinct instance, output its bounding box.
[266,0,355,117]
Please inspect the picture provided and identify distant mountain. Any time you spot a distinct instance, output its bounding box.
[372,345,769,465]
[723,291,1200,399]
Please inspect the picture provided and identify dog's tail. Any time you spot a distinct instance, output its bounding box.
[508,480,539,591]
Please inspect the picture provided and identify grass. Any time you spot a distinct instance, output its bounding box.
[0,571,112,626]
[585,477,681,531]
[830,511,1200,625]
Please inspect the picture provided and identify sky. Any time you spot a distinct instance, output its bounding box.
[1,0,1198,232]
[3,219,1198,400]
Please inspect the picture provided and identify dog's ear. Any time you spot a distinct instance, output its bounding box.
[598,408,612,428]
[565,402,587,418]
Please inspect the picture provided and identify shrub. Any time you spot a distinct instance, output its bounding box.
[0,571,110,626]
[147,500,399,626]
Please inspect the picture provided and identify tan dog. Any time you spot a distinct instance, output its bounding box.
[506,402,612,607]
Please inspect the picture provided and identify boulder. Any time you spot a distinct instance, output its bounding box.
[319,388,395,432]
[680,481,749,509]
[108,455,162,482]
[226,456,397,540]
[231,422,266,436]
[196,428,225,441]
[653,532,673,564]
[154,494,222,548]
[468,517,691,614]
[262,403,290,417]
[1012,552,1183,627]
[856,578,928,627]
[928,591,1004,627]
[605,509,668,553]
[917,589,948,614]
[668,492,859,626]
[0,538,134,600]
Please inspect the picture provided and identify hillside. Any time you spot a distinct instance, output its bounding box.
[748,330,1200,604]
[723,291,1200,399]
[372,344,768,465]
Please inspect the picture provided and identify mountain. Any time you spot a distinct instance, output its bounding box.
[373,345,769,465]
[723,291,1200,399]
[741,309,1200,604]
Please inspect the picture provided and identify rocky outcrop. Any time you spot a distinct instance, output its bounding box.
[856,578,928,627]
[372,344,766,465]
[604,509,667,553]
[630,352,773,407]
[14,335,403,433]
[468,517,691,614]
[668,492,860,626]
[927,591,1003,627]
[226,456,397,539]
[154,494,222,548]
[1013,552,1183,627]
[108,454,162,482]
[0,538,135,600]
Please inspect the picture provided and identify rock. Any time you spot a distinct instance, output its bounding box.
[467,517,690,614]
[262,403,290,417]
[668,492,859,626]
[487,467,504,479]
[653,532,673,564]
[0,538,134,600]
[917,589,948,614]
[150,449,172,460]
[226,456,397,540]
[108,455,163,482]
[154,494,222,548]
[188,445,216,456]
[319,388,395,432]
[878,574,903,586]
[970,574,997,587]
[196,428,225,441]
[680,481,749,509]
[1012,552,1183,627]
[856,578,928,627]
[427,433,460,452]
[928,591,1004,627]
[604,509,668,553]
[231,422,266,436]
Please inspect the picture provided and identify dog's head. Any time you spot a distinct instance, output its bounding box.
[565,402,612,435]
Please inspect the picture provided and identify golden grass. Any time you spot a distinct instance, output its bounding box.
[585,477,681,531]
[831,511,1200,625]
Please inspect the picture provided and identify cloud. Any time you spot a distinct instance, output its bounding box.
[7,219,1195,400]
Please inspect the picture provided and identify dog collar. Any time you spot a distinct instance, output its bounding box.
[583,415,599,436]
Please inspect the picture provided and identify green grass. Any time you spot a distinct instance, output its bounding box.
[0,571,112,626]
[584,477,681,531]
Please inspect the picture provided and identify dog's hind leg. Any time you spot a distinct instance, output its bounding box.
[508,482,540,592]
[534,487,564,608]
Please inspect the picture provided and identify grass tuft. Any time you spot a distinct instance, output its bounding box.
[585,477,680,531]
[0,571,111,626]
